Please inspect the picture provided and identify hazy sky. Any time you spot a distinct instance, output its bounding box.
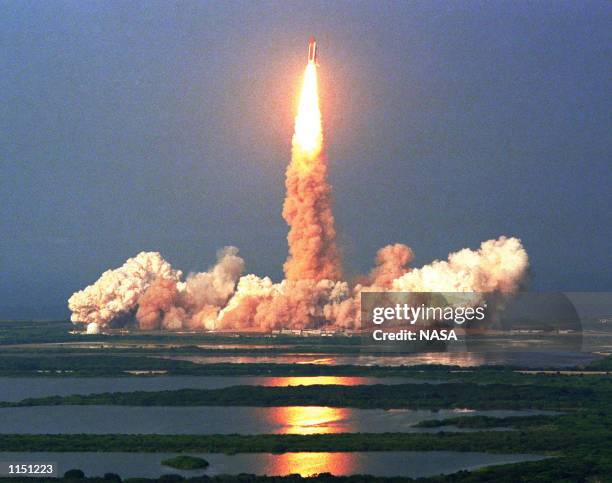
[2,0,611,318]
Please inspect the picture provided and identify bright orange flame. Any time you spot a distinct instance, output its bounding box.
[292,63,323,165]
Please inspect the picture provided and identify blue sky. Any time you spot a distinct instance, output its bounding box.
[2,0,611,318]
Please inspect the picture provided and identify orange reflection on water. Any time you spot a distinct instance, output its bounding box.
[265,376,373,386]
[296,357,336,364]
[267,406,354,434]
[410,351,486,367]
[266,452,357,477]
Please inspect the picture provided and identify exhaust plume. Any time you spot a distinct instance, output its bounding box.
[283,62,342,281]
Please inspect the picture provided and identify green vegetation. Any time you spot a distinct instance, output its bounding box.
[0,320,76,345]
[160,456,209,470]
[0,354,460,378]
[64,470,86,479]
[413,415,559,429]
[0,431,563,454]
[0,410,609,455]
[587,355,612,371]
[4,381,609,410]
[0,354,202,377]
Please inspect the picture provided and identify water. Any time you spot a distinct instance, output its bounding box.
[160,350,599,367]
[0,451,548,478]
[0,376,440,403]
[0,406,556,435]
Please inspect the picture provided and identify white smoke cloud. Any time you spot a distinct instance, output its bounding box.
[68,248,244,330]
[392,236,528,293]
[68,251,180,326]
[181,247,245,309]
[68,237,528,332]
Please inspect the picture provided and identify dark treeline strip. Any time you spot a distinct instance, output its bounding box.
[0,320,359,347]
[0,350,609,378]
[0,355,200,376]
[587,356,612,370]
[413,415,560,429]
[0,431,573,454]
[0,355,471,378]
[2,383,607,410]
[0,355,510,379]
[0,320,74,345]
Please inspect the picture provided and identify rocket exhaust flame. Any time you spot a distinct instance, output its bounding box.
[292,63,323,162]
[68,38,530,332]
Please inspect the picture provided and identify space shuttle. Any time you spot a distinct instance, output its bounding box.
[308,36,318,65]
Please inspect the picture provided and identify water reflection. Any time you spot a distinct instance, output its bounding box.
[411,352,485,366]
[296,357,336,364]
[266,406,353,434]
[267,452,355,476]
[161,350,598,368]
[265,376,376,386]
[159,353,488,366]
[0,406,557,434]
[0,452,549,478]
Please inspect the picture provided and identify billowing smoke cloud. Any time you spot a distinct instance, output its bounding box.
[69,247,244,330]
[217,276,352,331]
[136,277,179,330]
[69,236,528,331]
[368,244,414,288]
[392,237,528,293]
[68,251,180,326]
